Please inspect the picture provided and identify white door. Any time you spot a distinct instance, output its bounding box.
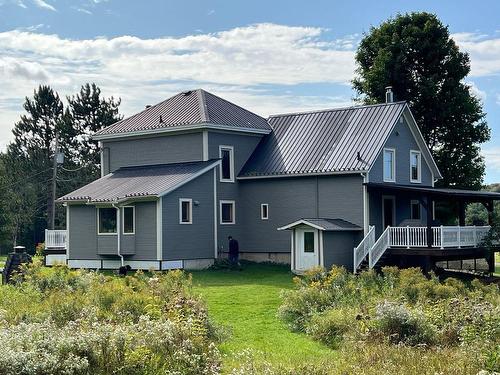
[295,228,319,271]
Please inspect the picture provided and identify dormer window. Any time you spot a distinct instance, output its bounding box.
[219,145,234,182]
[410,150,421,183]
[383,148,396,182]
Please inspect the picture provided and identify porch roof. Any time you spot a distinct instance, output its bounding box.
[278,218,362,231]
[57,160,220,204]
[365,182,500,201]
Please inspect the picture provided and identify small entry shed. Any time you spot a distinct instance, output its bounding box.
[278,218,363,273]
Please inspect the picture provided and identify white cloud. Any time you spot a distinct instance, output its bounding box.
[31,0,55,11]
[482,147,500,174]
[452,32,500,77]
[467,81,487,101]
[0,23,356,150]
[74,7,92,15]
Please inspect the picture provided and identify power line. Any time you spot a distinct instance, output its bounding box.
[0,168,53,192]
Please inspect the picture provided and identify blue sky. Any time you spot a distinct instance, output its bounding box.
[0,0,499,183]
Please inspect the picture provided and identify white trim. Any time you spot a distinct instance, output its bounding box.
[156,198,162,261]
[158,161,220,197]
[202,130,209,161]
[93,122,271,141]
[213,168,218,258]
[97,207,118,235]
[290,229,295,271]
[219,200,235,224]
[122,206,135,235]
[45,254,67,266]
[383,148,396,182]
[362,173,369,235]
[99,141,104,178]
[261,203,269,220]
[219,145,235,183]
[410,199,421,220]
[179,198,193,224]
[319,230,324,268]
[237,170,365,180]
[382,195,396,227]
[66,205,70,260]
[410,150,422,183]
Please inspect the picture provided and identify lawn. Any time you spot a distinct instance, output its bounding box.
[191,262,334,370]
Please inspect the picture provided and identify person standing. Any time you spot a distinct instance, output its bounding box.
[228,236,239,267]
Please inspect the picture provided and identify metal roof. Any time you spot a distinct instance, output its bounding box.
[57,160,219,203]
[366,182,500,200]
[239,102,407,178]
[278,218,362,231]
[94,89,271,139]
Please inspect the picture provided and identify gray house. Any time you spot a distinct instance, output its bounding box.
[45,88,500,273]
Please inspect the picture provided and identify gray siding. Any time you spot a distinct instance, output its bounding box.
[369,190,430,236]
[369,117,433,186]
[162,169,215,260]
[68,202,157,260]
[323,231,362,270]
[237,174,364,253]
[207,131,263,253]
[102,132,204,173]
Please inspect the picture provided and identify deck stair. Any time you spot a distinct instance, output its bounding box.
[354,225,491,272]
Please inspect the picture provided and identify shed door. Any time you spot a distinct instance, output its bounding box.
[295,228,319,271]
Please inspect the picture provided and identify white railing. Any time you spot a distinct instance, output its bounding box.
[432,226,490,249]
[369,226,390,268]
[390,226,427,248]
[45,229,67,249]
[360,225,491,270]
[353,225,375,271]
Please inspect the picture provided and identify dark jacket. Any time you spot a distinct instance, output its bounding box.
[228,238,239,255]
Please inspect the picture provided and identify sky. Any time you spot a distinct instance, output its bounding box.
[0,0,499,183]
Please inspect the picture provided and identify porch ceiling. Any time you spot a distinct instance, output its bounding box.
[365,182,500,201]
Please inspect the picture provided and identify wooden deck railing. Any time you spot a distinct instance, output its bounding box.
[355,225,491,271]
[45,229,67,249]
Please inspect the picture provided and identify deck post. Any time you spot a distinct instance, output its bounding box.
[426,194,433,248]
[486,200,495,274]
[406,226,410,249]
[458,200,466,226]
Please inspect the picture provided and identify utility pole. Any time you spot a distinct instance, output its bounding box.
[49,131,59,230]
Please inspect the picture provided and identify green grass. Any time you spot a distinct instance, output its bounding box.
[191,262,334,370]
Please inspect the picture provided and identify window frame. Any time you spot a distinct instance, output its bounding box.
[97,207,118,235]
[261,203,269,220]
[383,147,396,183]
[122,206,135,235]
[410,150,422,183]
[179,198,193,225]
[219,145,235,183]
[410,200,421,220]
[220,200,235,225]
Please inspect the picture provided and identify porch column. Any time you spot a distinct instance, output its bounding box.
[458,200,466,227]
[426,194,433,248]
[486,200,495,273]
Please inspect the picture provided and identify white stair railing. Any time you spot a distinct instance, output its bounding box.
[353,225,375,271]
[45,229,67,249]
[369,226,391,269]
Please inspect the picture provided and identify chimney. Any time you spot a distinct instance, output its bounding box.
[145,105,152,109]
[385,86,394,103]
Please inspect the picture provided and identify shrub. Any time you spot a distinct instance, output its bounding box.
[371,301,436,346]
[306,308,355,348]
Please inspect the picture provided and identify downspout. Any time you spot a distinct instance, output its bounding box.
[112,203,124,266]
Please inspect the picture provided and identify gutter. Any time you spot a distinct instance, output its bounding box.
[112,202,124,267]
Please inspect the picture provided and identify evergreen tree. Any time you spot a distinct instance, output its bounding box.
[353,12,490,189]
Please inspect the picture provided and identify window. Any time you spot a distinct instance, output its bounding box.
[261,204,269,220]
[304,232,315,253]
[411,200,421,220]
[179,199,192,224]
[410,150,421,183]
[98,207,117,234]
[383,148,396,182]
[219,146,234,182]
[220,200,235,224]
[123,206,135,234]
